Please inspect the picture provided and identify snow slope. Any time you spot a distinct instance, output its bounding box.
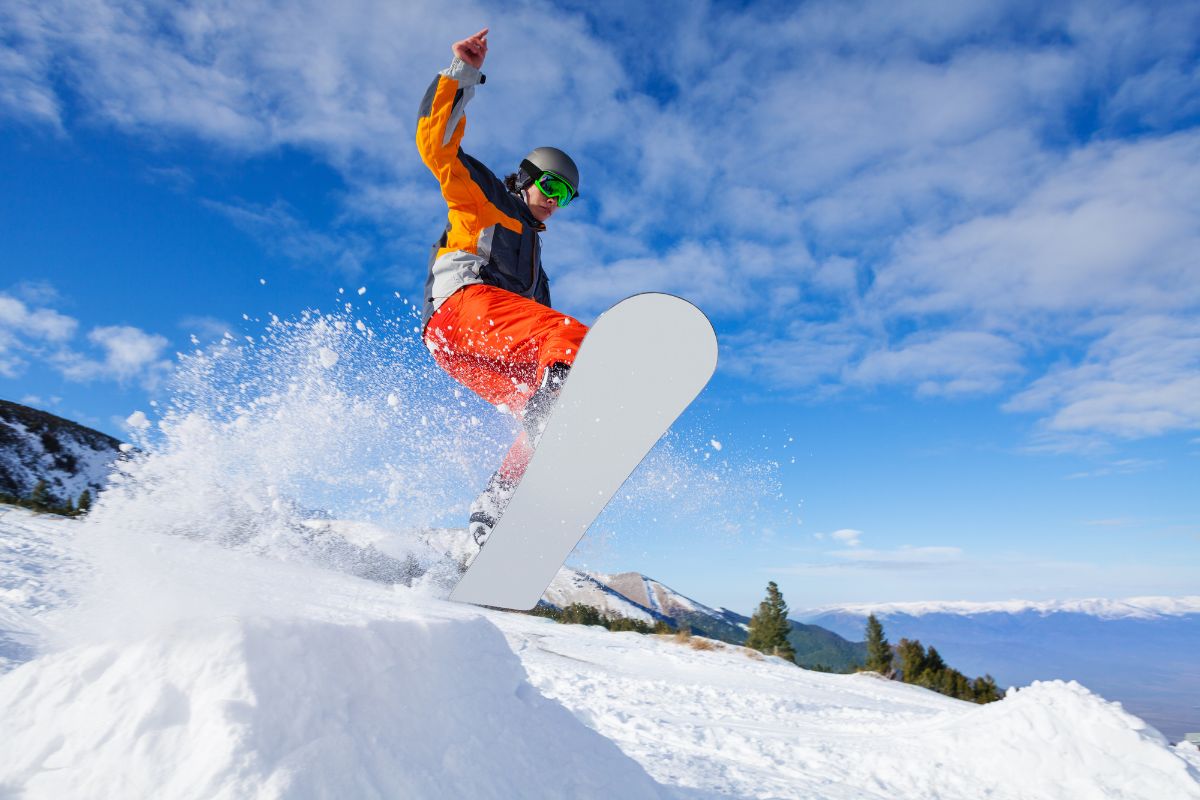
[1,508,1198,800]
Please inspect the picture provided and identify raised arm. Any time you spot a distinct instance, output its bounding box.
[416,29,491,209]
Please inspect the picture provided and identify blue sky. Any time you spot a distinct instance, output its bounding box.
[1,0,1198,614]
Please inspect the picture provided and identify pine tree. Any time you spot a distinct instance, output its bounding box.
[924,646,946,674]
[896,638,926,683]
[745,581,797,662]
[972,674,1001,704]
[864,614,893,675]
[77,489,92,513]
[30,480,53,510]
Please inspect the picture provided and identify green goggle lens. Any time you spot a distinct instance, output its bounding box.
[535,171,576,207]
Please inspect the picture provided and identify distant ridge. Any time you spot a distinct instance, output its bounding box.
[800,595,1200,621]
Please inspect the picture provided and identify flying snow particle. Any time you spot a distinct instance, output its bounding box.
[356,320,367,333]
[386,394,400,408]
[259,278,267,285]
[710,439,723,451]
[126,410,151,430]
[357,287,366,295]
[317,347,339,368]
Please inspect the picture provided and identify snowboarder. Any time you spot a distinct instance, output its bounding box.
[416,28,587,553]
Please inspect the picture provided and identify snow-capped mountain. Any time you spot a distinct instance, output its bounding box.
[548,569,868,671]
[0,400,122,506]
[542,569,672,624]
[801,600,1200,743]
[595,571,748,639]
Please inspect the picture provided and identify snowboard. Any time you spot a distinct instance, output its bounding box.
[450,292,718,610]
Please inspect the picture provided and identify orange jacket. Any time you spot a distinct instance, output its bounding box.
[416,58,552,327]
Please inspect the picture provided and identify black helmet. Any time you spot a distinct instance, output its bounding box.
[519,146,580,196]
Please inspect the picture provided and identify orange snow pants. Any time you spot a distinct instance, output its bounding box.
[424,284,588,481]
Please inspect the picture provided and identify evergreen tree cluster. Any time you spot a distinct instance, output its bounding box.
[859,615,1002,704]
[528,603,675,635]
[0,481,92,517]
[895,637,1000,703]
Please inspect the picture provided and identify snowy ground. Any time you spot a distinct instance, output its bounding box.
[2,508,1199,799]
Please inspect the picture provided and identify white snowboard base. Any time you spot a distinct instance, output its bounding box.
[449,293,718,610]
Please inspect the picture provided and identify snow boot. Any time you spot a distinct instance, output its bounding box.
[521,361,571,443]
[468,471,517,550]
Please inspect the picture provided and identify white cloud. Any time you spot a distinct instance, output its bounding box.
[0,286,176,388]
[1066,460,1161,480]
[783,544,967,575]
[847,331,1024,397]
[799,529,964,572]
[0,3,62,129]
[0,293,79,377]
[19,394,61,408]
[90,325,170,379]
[833,545,964,563]
[831,529,863,547]
[876,134,1200,320]
[55,324,172,387]
[1005,315,1200,439]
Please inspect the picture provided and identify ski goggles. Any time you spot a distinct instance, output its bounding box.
[534,170,577,208]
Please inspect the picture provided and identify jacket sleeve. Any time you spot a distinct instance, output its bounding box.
[416,58,488,212]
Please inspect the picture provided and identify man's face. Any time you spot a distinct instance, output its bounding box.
[525,181,558,223]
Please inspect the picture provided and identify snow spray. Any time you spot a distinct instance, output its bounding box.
[78,298,782,588]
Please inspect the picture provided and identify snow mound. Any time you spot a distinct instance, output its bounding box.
[0,615,668,799]
[920,680,1200,799]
